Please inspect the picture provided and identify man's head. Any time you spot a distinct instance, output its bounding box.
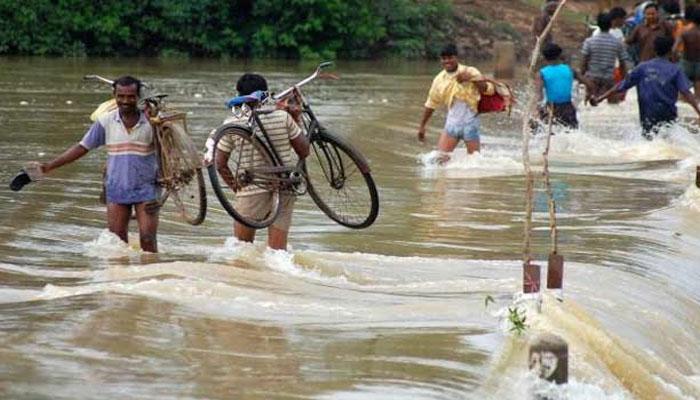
[662,2,680,16]
[597,12,612,32]
[544,0,559,16]
[654,35,674,57]
[542,42,563,62]
[644,3,659,25]
[236,73,268,96]
[112,76,141,115]
[691,7,700,25]
[609,7,628,28]
[439,44,459,73]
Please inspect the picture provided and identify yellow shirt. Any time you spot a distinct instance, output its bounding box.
[424,64,493,112]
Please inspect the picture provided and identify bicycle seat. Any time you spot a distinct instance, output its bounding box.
[225,90,267,108]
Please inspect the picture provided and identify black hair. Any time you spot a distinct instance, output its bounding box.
[691,7,700,25]
[542,42,563,61]
[236,73,268,96]
[597,12,612,32]
[654,35,673,56]
[664,3,680,15]
[440,44,458,57]
[644,2,658,12]
[112,76,142,96]
[609,7,627,20]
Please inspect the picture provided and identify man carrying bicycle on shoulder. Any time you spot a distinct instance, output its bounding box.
[212,73,309,250]
[13,76,161,253]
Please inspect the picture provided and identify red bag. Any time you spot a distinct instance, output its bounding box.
[477,80,514,115]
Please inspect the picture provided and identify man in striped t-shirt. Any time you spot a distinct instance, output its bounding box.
[581,13,633,104]
[214,74,309,250]
[38,76,160,252]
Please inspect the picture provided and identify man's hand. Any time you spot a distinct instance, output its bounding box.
[417,126,426,143]
[456,70,475,83]
[276,97,302,123]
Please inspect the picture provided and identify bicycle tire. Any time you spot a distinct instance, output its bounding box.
[304,127,379,228]
[208,124,281,229]
[158,121,207,225]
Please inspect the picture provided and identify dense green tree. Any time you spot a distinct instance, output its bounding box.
[0,0,453,58]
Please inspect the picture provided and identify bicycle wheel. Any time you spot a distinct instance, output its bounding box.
[304,127,379,228]
[158,121,207,225]
[208,124,281,229]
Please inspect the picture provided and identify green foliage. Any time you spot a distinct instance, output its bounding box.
[508,307,529,336]
[484,295,495,308]
[0,0,453,59]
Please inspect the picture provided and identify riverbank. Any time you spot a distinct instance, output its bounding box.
[453,0,639,61]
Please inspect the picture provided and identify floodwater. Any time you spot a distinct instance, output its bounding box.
[0,57,699,399]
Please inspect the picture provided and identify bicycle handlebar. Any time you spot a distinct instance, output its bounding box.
[273,61,333,100]
[83,74,151,89]
[83,74,114,85]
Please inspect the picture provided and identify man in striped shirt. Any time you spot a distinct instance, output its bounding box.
[581,13,633,104]
[215,74,309,250]
[38,76,160,252]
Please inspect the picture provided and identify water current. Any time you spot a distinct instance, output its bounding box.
[0,57,699,399]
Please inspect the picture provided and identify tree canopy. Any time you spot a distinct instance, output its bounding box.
[0,0,453,59]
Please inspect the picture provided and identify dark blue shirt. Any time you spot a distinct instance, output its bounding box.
[618,57,691,120]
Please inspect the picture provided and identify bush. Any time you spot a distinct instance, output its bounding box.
[0,0,453,59]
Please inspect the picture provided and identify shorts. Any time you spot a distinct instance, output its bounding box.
[681,59,700,81]
[539,102,578,129]
[234,192,296,231]
[445,100,481,142]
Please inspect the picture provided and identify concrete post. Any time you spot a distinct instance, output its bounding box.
[494,41,516,80]
[547,253,563,289]
[523,262,541,293]
[529,333,568,384]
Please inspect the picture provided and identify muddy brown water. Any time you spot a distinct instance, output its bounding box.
[0,57,699,399]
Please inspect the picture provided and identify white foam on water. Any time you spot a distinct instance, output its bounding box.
[82,229,141,259]
[419,149,523,179]
[673,184,700,212]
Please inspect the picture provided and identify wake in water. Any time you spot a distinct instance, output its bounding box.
[418,90,700,187]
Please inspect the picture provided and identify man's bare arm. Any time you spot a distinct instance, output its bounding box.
[290,134,309,159]
[41,144,89,174]
[417,107,434,142]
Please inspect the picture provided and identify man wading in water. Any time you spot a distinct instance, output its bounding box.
[417,44,493,163]
[11,76,161,252]
[592,36,700,138]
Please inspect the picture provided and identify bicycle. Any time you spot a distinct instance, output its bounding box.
[84,75,207,225]
[206,62,379,229]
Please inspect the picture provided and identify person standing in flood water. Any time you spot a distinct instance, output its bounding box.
[212,73,309,250]
[536,43,592,129]
[626,3,674,63]
[12,76,161,252]
[533,0,559,46]
[673,7,700,98]
[592,36,700,138]
[581,13,632,104]
[417,44,493,161]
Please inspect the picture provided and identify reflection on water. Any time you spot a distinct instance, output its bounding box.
[0,57,699,399]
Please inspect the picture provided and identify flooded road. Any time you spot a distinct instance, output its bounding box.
[0,57,699,399]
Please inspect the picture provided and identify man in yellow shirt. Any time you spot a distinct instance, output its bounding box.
[417,44,493,160]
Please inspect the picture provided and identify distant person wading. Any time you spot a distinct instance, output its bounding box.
[593,36,700,138]
[417,44,493,162]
